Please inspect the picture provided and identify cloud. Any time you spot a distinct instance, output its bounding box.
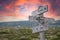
[46,0,60,16]
[0,0,17,12]
[0,0,60,21]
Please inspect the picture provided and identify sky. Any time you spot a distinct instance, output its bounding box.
[0,0,60,22]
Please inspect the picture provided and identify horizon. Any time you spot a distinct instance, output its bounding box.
[0,19,60,23]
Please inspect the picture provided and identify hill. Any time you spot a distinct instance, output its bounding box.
[0,20,60,27]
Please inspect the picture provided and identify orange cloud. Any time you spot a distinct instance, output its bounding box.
[0,0,59,21]
[14,0,56,19]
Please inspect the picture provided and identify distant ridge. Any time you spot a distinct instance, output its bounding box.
[0,21,38,27]
[0,20,60,27]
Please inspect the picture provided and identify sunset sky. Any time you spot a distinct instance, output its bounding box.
[0,0,60,22]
